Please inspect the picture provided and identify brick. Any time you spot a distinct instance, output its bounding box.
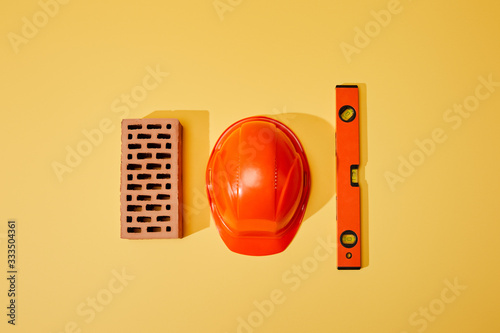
[121,118,182,239]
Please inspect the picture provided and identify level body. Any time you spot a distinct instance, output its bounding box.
[336,85,361,270]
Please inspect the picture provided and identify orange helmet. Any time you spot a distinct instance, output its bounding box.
[206,116,311,255]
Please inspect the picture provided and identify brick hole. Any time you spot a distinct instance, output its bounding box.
[157,194,170,200]
[137,174,151,180]
[157,216,170,222]
[127,184,142,190]
[127,164,141,170]
[156,174,170,180]
[126,195,132,201]
[127,154,132,160]
[137,195,151,201]
[137,216,152,222]
[127,227,141,233]
[126,216,132,222]
[137,153,152,159]
[146,204,162,211]
[147,124,161,129]
[127,174,133,180]
[127,205,142,211]
[128,134,132,139]
[147,143,161,149]
[146,183,161,190]
[137,133,151,139]
[157,134,171,139]
[166,226,171,232]
[166,204,171,210]
[165,183,171,189]
[128,124,142,130]
[128,144,141,149]
[166,143,172,149]
[147,227,162,232]
[156,153,171,159]
[167,124,172,129]
[146,163,161,170]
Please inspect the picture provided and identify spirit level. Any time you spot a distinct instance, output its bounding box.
[336,85,361,270]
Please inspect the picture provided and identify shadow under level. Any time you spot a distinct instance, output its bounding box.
[343,83,370,268]
[359,83,370,269]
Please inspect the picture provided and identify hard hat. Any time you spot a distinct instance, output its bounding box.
[206,116,311,255]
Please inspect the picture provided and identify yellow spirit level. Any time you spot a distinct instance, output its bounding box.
[336,85,361,270]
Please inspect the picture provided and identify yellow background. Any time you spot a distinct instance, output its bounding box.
[1,0,500,332]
